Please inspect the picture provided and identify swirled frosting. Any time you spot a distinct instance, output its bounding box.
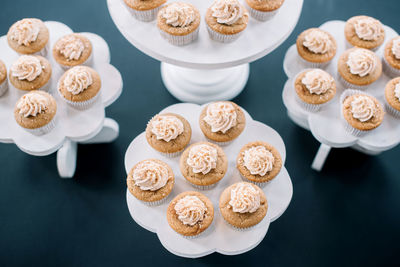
[9,19,40,46]
[302,69,333,95]
[151,115,184,142]
[391,38,400,60]
[186,144,218,175]
[11,55,42,81]
[346,49,377,77]
[243,146,274,176]
[354,18,382,41]
[229,183,260,213]
[63,67,93,95]
[56,35,85,61]
[303,30,333,54]
[131,160,169,191]
[211,0,245,25]
[174,195,206,226]
[203,102,237,133]
[17,92,48,117]
[162,3,195,27]
[350,95,376,122]
[395,82,400,102]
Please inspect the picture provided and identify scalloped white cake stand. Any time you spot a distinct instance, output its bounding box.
[0,21,123,178]
[282,20,400,171]
[107,0,303,103]
[124,103,293,258]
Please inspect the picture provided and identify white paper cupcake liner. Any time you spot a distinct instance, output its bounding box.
[0,80,8,97]
[59,88,100,110]
[206,24,243,43]
[297,54,330,69]
[127,5,162,22]
[205,137,233,146]
[337,73,370,90]
[22,112,57,136]
[58,52,94,71]
[140,193,170,206]
[188,181,218,191]
[240,173,269,188]
[159,27,199,46]
[245,2,279,21]
[295,93,325,112]
[157,150,183,158]
[382,56,400,78]
[384,101,400,118]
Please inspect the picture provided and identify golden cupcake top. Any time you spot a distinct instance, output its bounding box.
[174,195,207,226]
[186,143,218,175]
[16,91,49,117]
[229,182,261,213]
[242,145,274,176]
[302,29,334,54]
[8,18,40,46]
[161,2,196,27]
[301,69,334,95]
[210,0,247,25]
[203,101,237,133]
[11,55,43,82]
[150,114,184,142]
[63,66,93,95]
[350,95,377,122]
[353,16,384,41]
[391,37,400,60]
[346,48,378,77]
[55,34,85,61]
[129,159,170,191]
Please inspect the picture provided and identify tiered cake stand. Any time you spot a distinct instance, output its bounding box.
[107,0,303,103]
[0,21,123,178]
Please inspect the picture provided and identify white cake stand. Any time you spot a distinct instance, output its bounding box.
[107,0,303,103]
[0,21,123,178]
[282,20,400,171]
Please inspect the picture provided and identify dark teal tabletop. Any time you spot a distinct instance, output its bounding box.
[1,0,399,266]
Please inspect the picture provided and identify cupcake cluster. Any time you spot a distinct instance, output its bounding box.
[124,0,286,45]
[127,101,283,236]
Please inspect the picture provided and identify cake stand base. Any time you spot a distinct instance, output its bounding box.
[161,63,249,104]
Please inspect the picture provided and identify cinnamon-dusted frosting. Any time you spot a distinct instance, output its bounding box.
[354,17,383,41]
[9,19,40,46]
[391,38,400,60]
[174,195,206,226]
[63,66,93,95]
[303,29,333,54]
[162,2,195,27]
[350,95,376,122]
[130,160,169,191]
[301,69,334,95]
[186,144,218,175]
[151,115,184,142]
[56,35,85,61]
[395,82,400,102]
[203,102,237,133]
[16,92,48,117]
[211,0,246,25]
[346,49,377,77]
[229,182,260,213]
[243,145,274,176]
[11,55,43,81]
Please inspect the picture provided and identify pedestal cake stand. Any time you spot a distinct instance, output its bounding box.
[107,0,303,103]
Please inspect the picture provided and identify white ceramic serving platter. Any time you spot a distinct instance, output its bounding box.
[124,103,293,258]
[0,21,123,156]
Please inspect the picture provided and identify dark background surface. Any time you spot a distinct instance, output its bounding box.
[1,0,399,266]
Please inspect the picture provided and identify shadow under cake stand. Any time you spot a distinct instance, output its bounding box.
[107,0,303,103]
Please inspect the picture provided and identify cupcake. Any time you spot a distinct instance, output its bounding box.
[199,101,245,145]
[53,33,93,70]
[219,182,268,230]
[157,2,200,46]
[341,90,384,136]
[127,159,175,206]
[205,0,249,43]
[383,36,400,78]
[167,191,214,238]
[337,48,382,90]
[124,0,166,22]
[58,66,101,110]
[384,77,400,118]
[344,16,385,51]
[294,69,336,112]
[236,141,282,186]
[14,90,57,135]
[0,60,8,96]
[244,0,284,21]
[146,113,192,157]
[180,142,228,190]
[7,18,49,56]
[9,55,52,92]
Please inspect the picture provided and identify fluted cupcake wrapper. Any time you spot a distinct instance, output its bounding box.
[206,24,243,43]
[384,101,400,118]
[140,193,171,207]
[127,5,162,22]
[157,150,183,158]
[337,73,370,90]
[245,2,279,21]
[382,56,400,78]
[57,52,94,71]
[0,80,8,97]
[205,137,234,146]
[22,112,58,136]
[188,181,218,191]
[297,54,330,69]
[159,27,199,46]
[240,173,270,188]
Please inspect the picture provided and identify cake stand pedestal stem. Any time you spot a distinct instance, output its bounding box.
[311,143,331,171]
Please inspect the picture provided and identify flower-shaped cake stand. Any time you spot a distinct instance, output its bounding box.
[0,21,123,178]
[282,20,400,171]
[107,0,303,103]
[124,103,293,258]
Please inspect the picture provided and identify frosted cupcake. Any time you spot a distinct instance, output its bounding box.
[157,2,200,46]
[146,113,192,157]
[245,0,284,21]
[180,142,228,190]
[0,60,8,96]
[14,90,57,135]
[219,182,268,230]
[58,66,101,110]
[124,0,166,22]
[127,159,175,206]
[236,141,282,186]
[199,101,246,145]
[383,36,400,78]
[384,78,400,118]
[296,28,337,68]
[344,16,385,51]
[7,18,49,56]
[205,0,249,43]
[337,48,382,90]
[294,69,336,112]
[53,33,93,70]
[9,55,52,92]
